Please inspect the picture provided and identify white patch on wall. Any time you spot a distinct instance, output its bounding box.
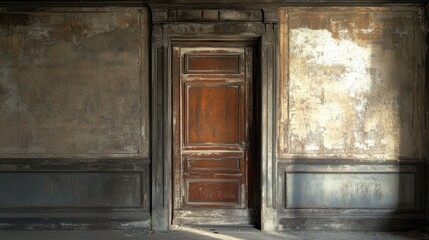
[291,28,372,97]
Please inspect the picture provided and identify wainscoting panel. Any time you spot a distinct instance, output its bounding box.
[0,158,151,230]
[277,159,425,231]
[0,172,142,208]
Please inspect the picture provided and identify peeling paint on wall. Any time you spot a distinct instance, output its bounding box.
[0,9,149,156]
[289,28,374,152]
[278,8,426,159]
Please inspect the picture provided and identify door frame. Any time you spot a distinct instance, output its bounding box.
[150,12,278,231]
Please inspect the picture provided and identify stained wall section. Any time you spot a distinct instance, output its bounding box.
[0,9,149,156]
[278,7,426,230]
[0,8,150,229]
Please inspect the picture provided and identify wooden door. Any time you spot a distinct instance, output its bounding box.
[172,43,255,225]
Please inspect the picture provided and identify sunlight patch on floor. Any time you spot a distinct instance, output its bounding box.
[179,226,244,240]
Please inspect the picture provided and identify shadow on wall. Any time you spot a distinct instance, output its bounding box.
[281,7,427,231]
[361,9,425,229]
[425,7,429,232]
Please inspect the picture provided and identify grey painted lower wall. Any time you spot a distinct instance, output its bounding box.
[285,172,415,209]
[0,172,142,207]
[278,160,425,231]
[0,159,151,230]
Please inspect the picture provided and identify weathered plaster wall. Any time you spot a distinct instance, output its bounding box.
[277,7,426,231]
[278,7,426,160]
[0,8,149,157]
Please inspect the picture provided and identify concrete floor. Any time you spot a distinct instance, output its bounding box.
[0,227,428,240]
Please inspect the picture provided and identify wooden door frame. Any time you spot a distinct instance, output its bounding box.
[150,9,278,231]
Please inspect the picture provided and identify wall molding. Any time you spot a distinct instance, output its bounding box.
[0,158,150,172]
[0,1,149,8]
[150,0,426,9]
[0,0,424,9]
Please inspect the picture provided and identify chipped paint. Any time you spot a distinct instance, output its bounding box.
[290,27,373,152]
[278,8,426,159]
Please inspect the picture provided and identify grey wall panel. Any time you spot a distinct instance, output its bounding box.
[277,160,424,230]
[279,162,421,211]
[285,172,415,209]
[0,172,143,207]
[0,8,149,157]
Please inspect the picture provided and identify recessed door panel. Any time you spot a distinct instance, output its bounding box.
[185,84,242,146]
[185,55,241,74]
[186,157,241,171]
[187,180,240,205]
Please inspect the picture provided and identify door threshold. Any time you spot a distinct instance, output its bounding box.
[173,209,254,226]
[185,224,256,228]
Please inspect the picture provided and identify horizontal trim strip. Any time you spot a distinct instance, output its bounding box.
[0,1,424,9]
[282,165,419,173]
[151,2,425,8]
[0,158,150,172]
[0,153,149,158]
[0,1,148,7]
[0,208,150,218]
[278,215,424,231]
[0,216,151,230]
[279,208,424,215]
[277,158,425,165]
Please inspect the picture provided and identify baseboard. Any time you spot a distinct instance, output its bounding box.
[0,218,151,230]
[0,210,151,230]
[0,217,151,230]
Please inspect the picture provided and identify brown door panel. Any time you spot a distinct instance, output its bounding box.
[184,54,241,74]
[183,152,244,172]
[183,83,245,148]
[185,179,244,208]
